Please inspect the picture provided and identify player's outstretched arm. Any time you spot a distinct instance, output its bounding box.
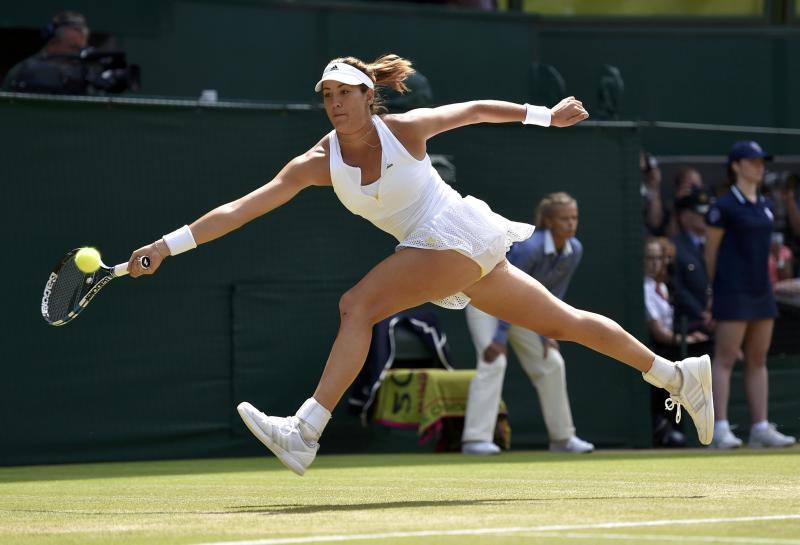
[127,147,329,277]
[402,97,589,140]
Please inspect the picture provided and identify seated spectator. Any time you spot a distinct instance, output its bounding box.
[644,237,708,447]
[2,11,89,94]
[768,232,794,285]
[763,171,800,269]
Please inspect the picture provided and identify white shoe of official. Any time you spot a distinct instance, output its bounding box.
[748,424,797,448]
[237,402,319,476]
[549,436,595,453]
[710,427,743,449]
[664,355,714,446]
[462,441,501,455]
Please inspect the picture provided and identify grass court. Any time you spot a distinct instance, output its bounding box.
[2,448,800,545]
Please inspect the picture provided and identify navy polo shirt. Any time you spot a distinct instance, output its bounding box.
[706,185,774,295]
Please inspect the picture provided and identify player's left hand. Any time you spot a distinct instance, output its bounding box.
[550,96,589,128]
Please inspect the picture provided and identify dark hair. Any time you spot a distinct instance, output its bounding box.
[327,54,415,115]
[726,161,738,186]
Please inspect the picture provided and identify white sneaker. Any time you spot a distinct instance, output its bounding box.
[237,402,319,476]
[664,355,714,446]
[711,426,743,449]
[550,436,595,453]
[748,424,797,448]
[462,441,501,455]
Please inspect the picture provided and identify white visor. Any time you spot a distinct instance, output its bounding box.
[314,62,374,92]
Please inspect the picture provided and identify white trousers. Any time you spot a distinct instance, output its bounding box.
[462,305,576,443]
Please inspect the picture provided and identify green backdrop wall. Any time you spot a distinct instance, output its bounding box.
[2,0,799,464]
[0,96,649,465]
[2,1,800,128]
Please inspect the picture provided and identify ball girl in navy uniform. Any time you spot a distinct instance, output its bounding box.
[705,140,796,449]
[126,54,714,475]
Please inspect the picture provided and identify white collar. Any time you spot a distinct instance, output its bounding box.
[730,185,747,204]
[730,184,763,205]
[544,230,573,256]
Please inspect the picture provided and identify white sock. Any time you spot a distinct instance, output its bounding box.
[642,356,682,393]
[751,420,769,432]
[295,397,331,442]
[715,420,730,433]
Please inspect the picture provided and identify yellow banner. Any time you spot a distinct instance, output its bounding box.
[373,369,509,448]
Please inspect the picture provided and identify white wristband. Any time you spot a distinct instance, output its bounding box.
[522,103,552,127]
[162,225,197,256]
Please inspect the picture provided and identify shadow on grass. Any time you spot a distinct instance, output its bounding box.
[0,495,706,516]
[227,495,706,515]
[0,447,797,483]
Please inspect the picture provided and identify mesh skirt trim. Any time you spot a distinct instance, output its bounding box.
[396,195,534,309]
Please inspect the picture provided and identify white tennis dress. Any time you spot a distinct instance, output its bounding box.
[328,115,534,309]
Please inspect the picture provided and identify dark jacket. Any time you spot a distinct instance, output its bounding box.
[671,230,710,330]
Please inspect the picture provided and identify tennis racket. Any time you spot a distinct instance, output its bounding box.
[41,248,149,326]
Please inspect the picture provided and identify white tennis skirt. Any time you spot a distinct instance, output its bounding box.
[396,195,535,309]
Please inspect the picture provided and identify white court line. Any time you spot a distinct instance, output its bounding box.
[194,514,800,545]
[519,531,800,544]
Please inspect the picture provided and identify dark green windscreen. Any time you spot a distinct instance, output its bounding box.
[0,97,650,465]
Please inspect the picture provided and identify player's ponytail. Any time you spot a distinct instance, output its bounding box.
[368,54,415,94]
[330,54,415,114]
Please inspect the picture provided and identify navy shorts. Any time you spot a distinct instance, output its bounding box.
[712,290,778,321]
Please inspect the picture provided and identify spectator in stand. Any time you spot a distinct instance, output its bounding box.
[768,232,794,285]
[705,140,796,449]
[763,171,800,271]
[644,237,708,447]
[664,167,706,237]
[671,186,714,342]
[674,167,705,200]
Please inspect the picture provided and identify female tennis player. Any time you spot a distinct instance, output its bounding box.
[127,54,713,475]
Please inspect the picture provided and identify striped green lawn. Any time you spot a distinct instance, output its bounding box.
[1,448,799,545]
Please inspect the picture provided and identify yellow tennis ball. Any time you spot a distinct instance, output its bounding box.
[74,247,101,273]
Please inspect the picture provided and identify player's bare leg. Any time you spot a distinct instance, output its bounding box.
[312,248,480,408]
[464,260,713,445]
[238,248,481,474]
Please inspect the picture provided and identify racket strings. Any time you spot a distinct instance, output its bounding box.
[47,258,89,321]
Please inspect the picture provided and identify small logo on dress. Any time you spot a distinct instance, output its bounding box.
[386,163,394,169]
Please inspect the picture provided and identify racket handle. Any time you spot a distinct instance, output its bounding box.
[113,263,129,277]
[112,256,151,278]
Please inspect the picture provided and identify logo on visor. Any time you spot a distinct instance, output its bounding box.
[327,64,339,72]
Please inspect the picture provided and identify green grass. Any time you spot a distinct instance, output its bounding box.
[1,448,799,545]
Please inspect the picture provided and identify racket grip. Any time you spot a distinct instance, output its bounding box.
[112,257,150,278]
[113,263,130,277]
